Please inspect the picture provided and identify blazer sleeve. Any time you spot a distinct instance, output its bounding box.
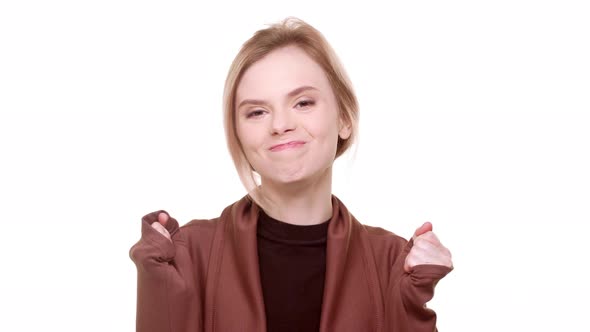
[129,210,202,332]
[384,238,453,332]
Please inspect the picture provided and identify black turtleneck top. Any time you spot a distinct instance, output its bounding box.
[256,209,331,332]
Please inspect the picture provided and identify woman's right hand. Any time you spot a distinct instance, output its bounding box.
[131,210,203,331]
[151,212,172,242]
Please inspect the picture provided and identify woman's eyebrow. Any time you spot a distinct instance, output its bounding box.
[237,85,319,109]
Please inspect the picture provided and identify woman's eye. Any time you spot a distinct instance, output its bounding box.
[296,100,315,108]
[246,110,265,118]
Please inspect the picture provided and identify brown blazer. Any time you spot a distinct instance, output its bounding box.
[129,194,452,331]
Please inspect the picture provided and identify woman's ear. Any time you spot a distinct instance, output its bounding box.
[338,117,352,140]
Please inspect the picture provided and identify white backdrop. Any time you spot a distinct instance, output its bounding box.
[1,1,589,331]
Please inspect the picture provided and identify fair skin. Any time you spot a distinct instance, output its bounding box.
[151,45,452,271]
[234,45,350,225]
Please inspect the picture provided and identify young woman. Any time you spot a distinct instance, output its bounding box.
[130,17,453,332]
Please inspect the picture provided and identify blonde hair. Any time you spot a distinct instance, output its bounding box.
[222,17,359,207]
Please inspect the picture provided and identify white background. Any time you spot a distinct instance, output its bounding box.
[1,1,589,331]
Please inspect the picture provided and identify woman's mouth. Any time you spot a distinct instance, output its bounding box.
[269,141,306,152]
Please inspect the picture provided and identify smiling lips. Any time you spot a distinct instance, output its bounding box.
[269,141,306,152]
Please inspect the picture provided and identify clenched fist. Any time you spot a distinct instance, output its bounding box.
[151,212,172,242]
[404,222,452,273]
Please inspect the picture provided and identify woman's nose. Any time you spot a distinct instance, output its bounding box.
[270,109,296,135]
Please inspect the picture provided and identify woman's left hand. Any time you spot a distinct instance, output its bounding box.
[404,222,453,273]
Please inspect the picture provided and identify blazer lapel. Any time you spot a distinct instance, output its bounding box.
[320,196,385,332]
[205,195,384,332]
[205,195,267,331]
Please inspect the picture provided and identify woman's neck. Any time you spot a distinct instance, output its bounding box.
[258,167,333,226]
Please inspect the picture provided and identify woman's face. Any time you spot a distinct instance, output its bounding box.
[235,45,351,186]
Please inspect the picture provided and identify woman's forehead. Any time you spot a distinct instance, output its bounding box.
[236,47,331,101]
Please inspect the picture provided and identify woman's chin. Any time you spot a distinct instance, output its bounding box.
[265,175,307,186]
[259,164,332,187]
[260,171,309,187]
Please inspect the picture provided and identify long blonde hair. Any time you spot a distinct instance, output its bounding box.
[223,17,359,207]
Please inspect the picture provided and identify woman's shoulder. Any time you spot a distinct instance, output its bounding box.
[334,195,409,251]
[183,217,220,230]
[177,216,221,243]
[359,222,408,251]
[353,221,410,287]
[342,205,409,263]
[175,196,243,242]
